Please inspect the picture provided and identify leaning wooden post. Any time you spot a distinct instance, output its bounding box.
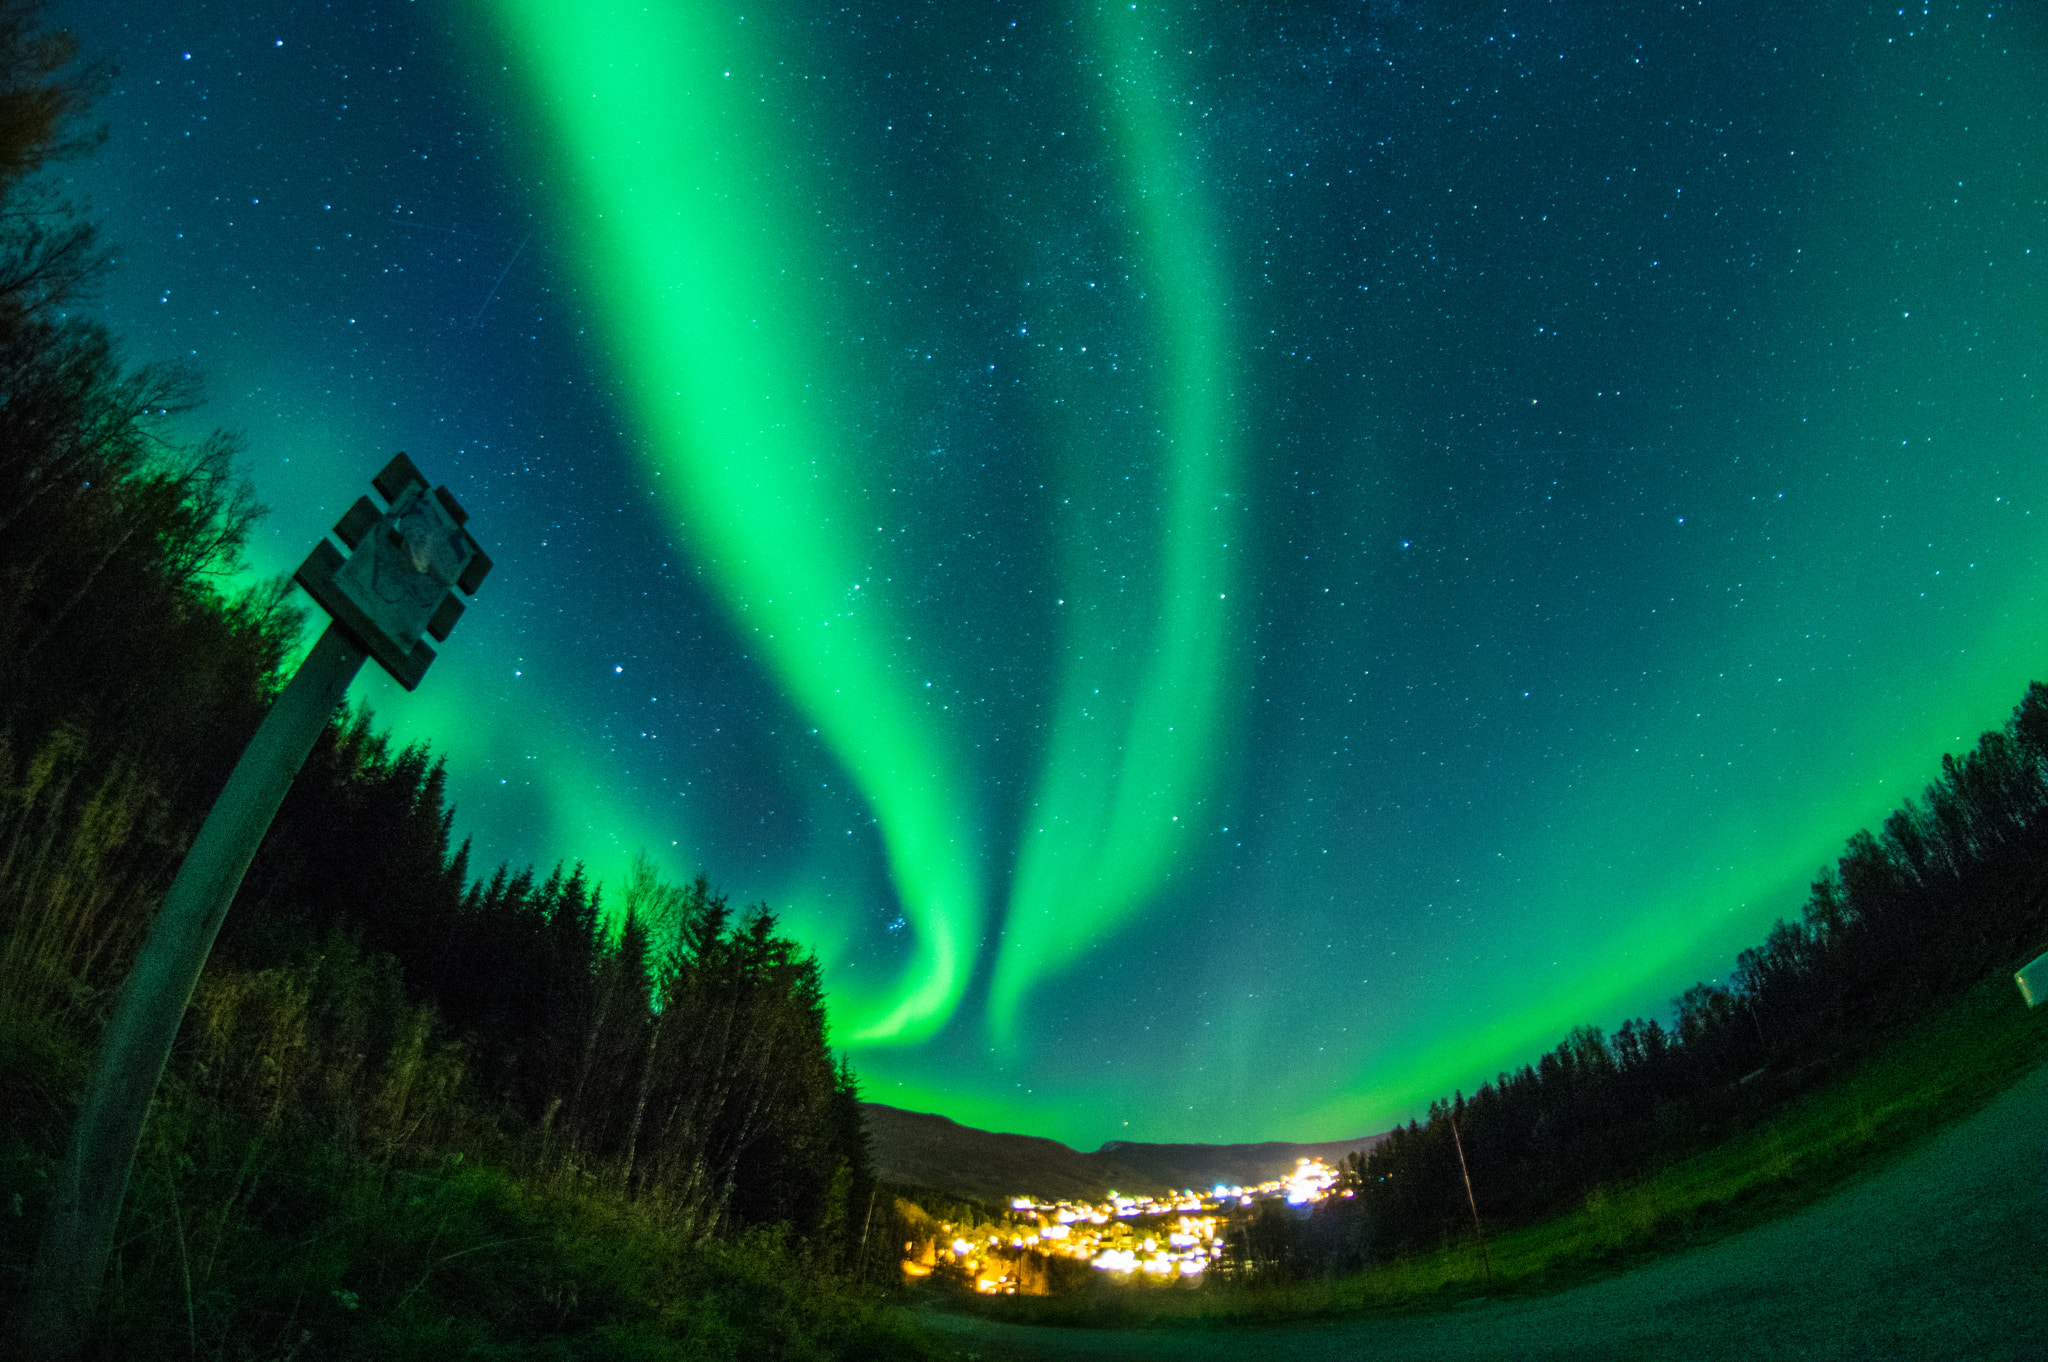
[1448,1110,1494,1291]
[11,454,491,1358]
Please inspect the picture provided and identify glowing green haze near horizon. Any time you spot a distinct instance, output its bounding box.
[69,0,2048,1147]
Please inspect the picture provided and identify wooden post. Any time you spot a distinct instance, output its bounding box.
[12,624,367,1357]
[9,454,491,1358]
[1449,1111,1495,1291]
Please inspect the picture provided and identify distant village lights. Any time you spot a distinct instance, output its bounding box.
[916,1158,1345,1293]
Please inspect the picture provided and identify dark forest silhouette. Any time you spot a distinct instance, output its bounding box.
[0,6,903,1353]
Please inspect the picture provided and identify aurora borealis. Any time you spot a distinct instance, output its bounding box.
[60,1,2046,1146]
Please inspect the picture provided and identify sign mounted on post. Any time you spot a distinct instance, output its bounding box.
[294,452,493,688]
[13,450,494,1359]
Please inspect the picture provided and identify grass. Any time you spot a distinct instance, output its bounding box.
[945,966,2048,1332]
[3,1128,958,1360]
[0,964,962,1362]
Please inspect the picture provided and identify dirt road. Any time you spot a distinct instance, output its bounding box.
[924,1055,2048,1360]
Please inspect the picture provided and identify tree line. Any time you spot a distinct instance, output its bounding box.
[216,721,874,1250]
[1261,681,2048,1275]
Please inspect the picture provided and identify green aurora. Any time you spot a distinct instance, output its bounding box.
[490,0,1253,1045]
[66,0,2048,1145]
[497,0,991,1044]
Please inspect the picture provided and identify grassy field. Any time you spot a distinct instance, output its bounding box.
[0,1131,952,1361]
[0,1003,955,1361]
[946,965,2048,1332]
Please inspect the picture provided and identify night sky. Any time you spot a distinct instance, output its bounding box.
[57,0,2046,1147]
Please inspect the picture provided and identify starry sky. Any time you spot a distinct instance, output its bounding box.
[57,0,2046,1147]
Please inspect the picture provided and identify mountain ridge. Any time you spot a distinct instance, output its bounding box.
[862,1102,1387,1204]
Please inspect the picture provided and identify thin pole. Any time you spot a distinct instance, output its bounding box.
[1448,1112,1495,1291]
[856,1183,879,1282]
[12,623,368,1359]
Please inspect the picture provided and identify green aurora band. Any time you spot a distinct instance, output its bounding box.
[493,0,1244,1046]
[989,3,1241,1036]
[494,0,982,1043]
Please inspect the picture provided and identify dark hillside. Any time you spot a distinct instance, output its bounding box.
[863,1102,1385,1203]
[1098,1132,1389,1193]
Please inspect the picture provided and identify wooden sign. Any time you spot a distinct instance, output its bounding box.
[294,452,492,689]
